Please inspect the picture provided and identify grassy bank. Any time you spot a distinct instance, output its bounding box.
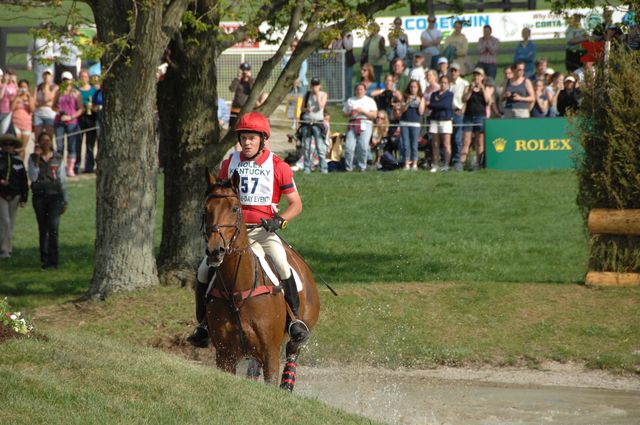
[0,329,380,425]
[2,171,638,372]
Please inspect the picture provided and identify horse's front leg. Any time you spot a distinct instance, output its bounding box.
[261,349,281,386]
[215,349,238,375]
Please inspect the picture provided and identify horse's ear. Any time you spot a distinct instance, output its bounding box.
[205,167,216,186]
[231,170,241,194]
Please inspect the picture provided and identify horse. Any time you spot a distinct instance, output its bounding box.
[202,171,320,390]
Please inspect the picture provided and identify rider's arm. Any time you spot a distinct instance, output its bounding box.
[280,191,302,223]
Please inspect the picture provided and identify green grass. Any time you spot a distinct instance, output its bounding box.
[4,171,639,373]
[0,329,379,425]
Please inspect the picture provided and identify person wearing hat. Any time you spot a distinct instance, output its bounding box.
[460,67,493,171]
[53,71,84,177]
[187,112,308,348]
[557,75,581,116]
[28,131,68,269]
[420,15,442,70]
[53,26,81,85]
[437,57,449,79]
[228,62,254,129]
[299,77,328,173]
[0,134,28,259]
[448,62,469,169]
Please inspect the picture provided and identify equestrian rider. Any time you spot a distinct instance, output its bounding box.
[188,111,310,348]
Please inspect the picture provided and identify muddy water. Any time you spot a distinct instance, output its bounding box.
[294,366,640,425]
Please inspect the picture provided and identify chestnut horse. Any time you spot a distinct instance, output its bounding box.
[202,173,320,390]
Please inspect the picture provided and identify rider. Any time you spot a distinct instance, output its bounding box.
[188,111,309,348]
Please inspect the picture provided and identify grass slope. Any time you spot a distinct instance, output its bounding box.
[0,329,379,425]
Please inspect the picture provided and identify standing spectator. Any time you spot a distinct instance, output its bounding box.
[448,63,469,169]
[476,25,499,79]
[299,78,328,174]
[408,53,428,93]
[565,14,589,73]
[11,80,34,159]
[420,15,442,70]
[441,21,472,75]
[76,69,97,174]
[371,74,401,118]
[513,28,536,76]
[502,62,534,118]
[0,135,28,259]
[388,17,411,72]
[331,31,355,99]
[228,62,254,129]
[29,131,67,269]
[342,83,377,172]
[399,80,426,170]
[0,69,17,134]
[492,66,514,117]
[370,110,390,169]
[27,22,56,85]
[361,23,386,83]
[545,71,564,117]
[53,71,84,177]
[423,69,440,116]
[529,58,548,82]
[217,98,229,129]
[436,57,449,78]
[460,68,492,171]
[358,63,379,96]
[33,70,58,139]
[428,75,454,172]
[557,75,581,116]
[530,79,549,117]
[390,58,409,93]
[54,27,81,84]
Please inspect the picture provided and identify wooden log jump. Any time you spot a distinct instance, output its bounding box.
[586,209,640,288]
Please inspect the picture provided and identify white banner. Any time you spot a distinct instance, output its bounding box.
[223,7,628,51]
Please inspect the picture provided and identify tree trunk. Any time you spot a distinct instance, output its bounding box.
[157,1,231,286]
[88,0,189,298]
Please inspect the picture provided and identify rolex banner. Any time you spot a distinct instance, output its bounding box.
[485,118,580,170]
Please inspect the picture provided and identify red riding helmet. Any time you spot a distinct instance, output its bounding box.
[235,112,271,139]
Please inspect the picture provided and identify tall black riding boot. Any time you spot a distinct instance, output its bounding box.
[187,267,216,348]
[281,273,310,345]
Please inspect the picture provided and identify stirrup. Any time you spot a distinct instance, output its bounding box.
[287,319,310,343]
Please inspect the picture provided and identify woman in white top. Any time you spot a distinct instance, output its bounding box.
[33,70,59,139]
[342,83,377,172]
[420,15,442,69]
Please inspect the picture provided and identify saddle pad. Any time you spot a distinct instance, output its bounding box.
[250,245,303,292]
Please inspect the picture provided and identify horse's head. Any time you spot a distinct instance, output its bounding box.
[202,170,244,266]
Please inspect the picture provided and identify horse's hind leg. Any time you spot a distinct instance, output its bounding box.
[279,341,299,391]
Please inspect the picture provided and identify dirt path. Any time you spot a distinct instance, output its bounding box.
[291,363,640,425]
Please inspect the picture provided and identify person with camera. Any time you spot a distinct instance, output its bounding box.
[0,69,18,134]
[229,62,254,129]
[299,78,328,174]
[53,72,84,177]
[460,68,493,171]
[502,61,534,118]
[28,131,67,269]
[399,80,426,170]
[33,70,59,140]
[371,74,402,119]
[11,80,35,160]
[0,135,28,260]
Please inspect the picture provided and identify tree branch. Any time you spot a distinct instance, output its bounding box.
[163,0,193,30]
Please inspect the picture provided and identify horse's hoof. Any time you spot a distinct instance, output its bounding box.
[186,325,210,348]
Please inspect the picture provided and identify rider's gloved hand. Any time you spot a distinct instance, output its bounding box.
[261,215,287,232]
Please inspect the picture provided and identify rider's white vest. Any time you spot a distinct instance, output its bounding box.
[228,151,275,206]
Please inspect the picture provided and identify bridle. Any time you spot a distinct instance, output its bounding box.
[201,190,244,257]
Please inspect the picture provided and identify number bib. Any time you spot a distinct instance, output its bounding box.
[228,152,275,206]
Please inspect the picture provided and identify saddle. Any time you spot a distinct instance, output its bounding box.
[250,245,303,292]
